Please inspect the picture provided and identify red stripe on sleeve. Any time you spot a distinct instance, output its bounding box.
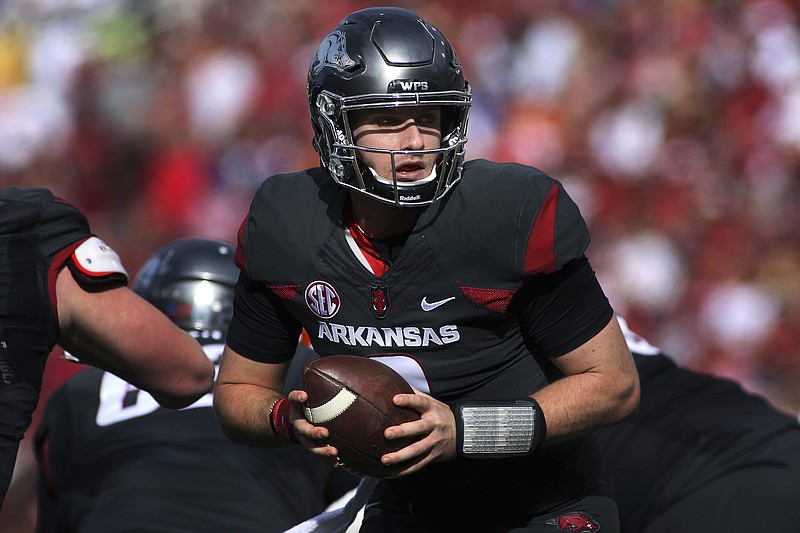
[48,237,90,321]
[524,184,558,276]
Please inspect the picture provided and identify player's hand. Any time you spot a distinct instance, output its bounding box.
[286,389,340,468]
[379,389,457,477]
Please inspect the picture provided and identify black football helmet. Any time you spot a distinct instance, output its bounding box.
[132,238,237,341]
[307,7,471,207]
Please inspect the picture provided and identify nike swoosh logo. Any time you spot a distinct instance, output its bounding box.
[421,296,455,312]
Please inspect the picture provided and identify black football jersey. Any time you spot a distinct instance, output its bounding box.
[35,343,357,533]
[0,187,97,381]
[598,320,800,531]
[0,187,117,505]
[228,159,615,517]
[230,159,609,401]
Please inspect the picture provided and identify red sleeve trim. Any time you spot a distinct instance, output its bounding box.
[524,184,558,276]
[47,237,90,323]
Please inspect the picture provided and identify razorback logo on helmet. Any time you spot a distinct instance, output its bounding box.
[545,512,600,532]
[310,30,355,75]
[306,281,340,319]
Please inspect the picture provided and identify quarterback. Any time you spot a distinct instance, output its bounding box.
[214,7,639,531]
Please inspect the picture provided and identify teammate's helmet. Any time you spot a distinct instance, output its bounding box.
[132,238,237,340]
[307,7,471,207]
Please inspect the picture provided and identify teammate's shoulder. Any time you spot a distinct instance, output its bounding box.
[0,186,57,204]
[0,186,84,230]
[0,187,94,259]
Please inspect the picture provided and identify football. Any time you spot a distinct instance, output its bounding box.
[302,355,420,478]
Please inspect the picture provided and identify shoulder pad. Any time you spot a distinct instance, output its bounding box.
[69,236,129,285]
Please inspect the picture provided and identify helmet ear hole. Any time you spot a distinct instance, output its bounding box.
[306,7,471,207]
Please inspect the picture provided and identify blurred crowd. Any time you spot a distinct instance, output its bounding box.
[1,0,799,527]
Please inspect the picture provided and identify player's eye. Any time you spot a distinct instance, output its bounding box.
[417,114,437,125]
[375,116,403,127]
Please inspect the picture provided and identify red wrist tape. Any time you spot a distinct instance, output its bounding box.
[269,398,299,444]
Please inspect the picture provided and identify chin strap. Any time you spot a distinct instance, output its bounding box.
[450,398,547,458]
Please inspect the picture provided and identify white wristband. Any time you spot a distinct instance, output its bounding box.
[452,399,546,458]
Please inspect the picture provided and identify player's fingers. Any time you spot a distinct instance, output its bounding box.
[384,417,429,440]
[309,443,340,467]
[380,440,437,476]
[293,416,330,441]
[287,388,308,403]
[393,391,427,409]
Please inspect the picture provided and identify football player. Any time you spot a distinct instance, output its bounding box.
[597,319,800,533]
[214,7,639,531]
[0,187,213,508]
[34,238,358,532]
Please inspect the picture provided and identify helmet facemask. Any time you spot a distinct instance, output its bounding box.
[313,90,470,207]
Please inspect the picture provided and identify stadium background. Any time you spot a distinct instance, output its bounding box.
[1,0,799,530]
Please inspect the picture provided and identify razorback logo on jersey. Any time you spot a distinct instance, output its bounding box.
[545,512,599,531]
[370,284,389,319]
[306,281,340,319]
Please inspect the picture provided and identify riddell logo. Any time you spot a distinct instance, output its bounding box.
[305,281,340,319]
[400,194,422,201]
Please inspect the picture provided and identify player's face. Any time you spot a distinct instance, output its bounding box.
[350,106,442,183]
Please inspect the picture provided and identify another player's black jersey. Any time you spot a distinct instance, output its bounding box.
[598,321,800,532]
[229,159,616,517]
[0,187,126,505]
[0,187,95,379]
[35,343,357,533]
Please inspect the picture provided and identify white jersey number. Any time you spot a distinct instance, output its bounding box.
[94,343,222,427]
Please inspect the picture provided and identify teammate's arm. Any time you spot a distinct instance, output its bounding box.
[55,267,214,409]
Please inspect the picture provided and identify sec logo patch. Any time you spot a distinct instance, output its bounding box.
[306,281,340,319]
